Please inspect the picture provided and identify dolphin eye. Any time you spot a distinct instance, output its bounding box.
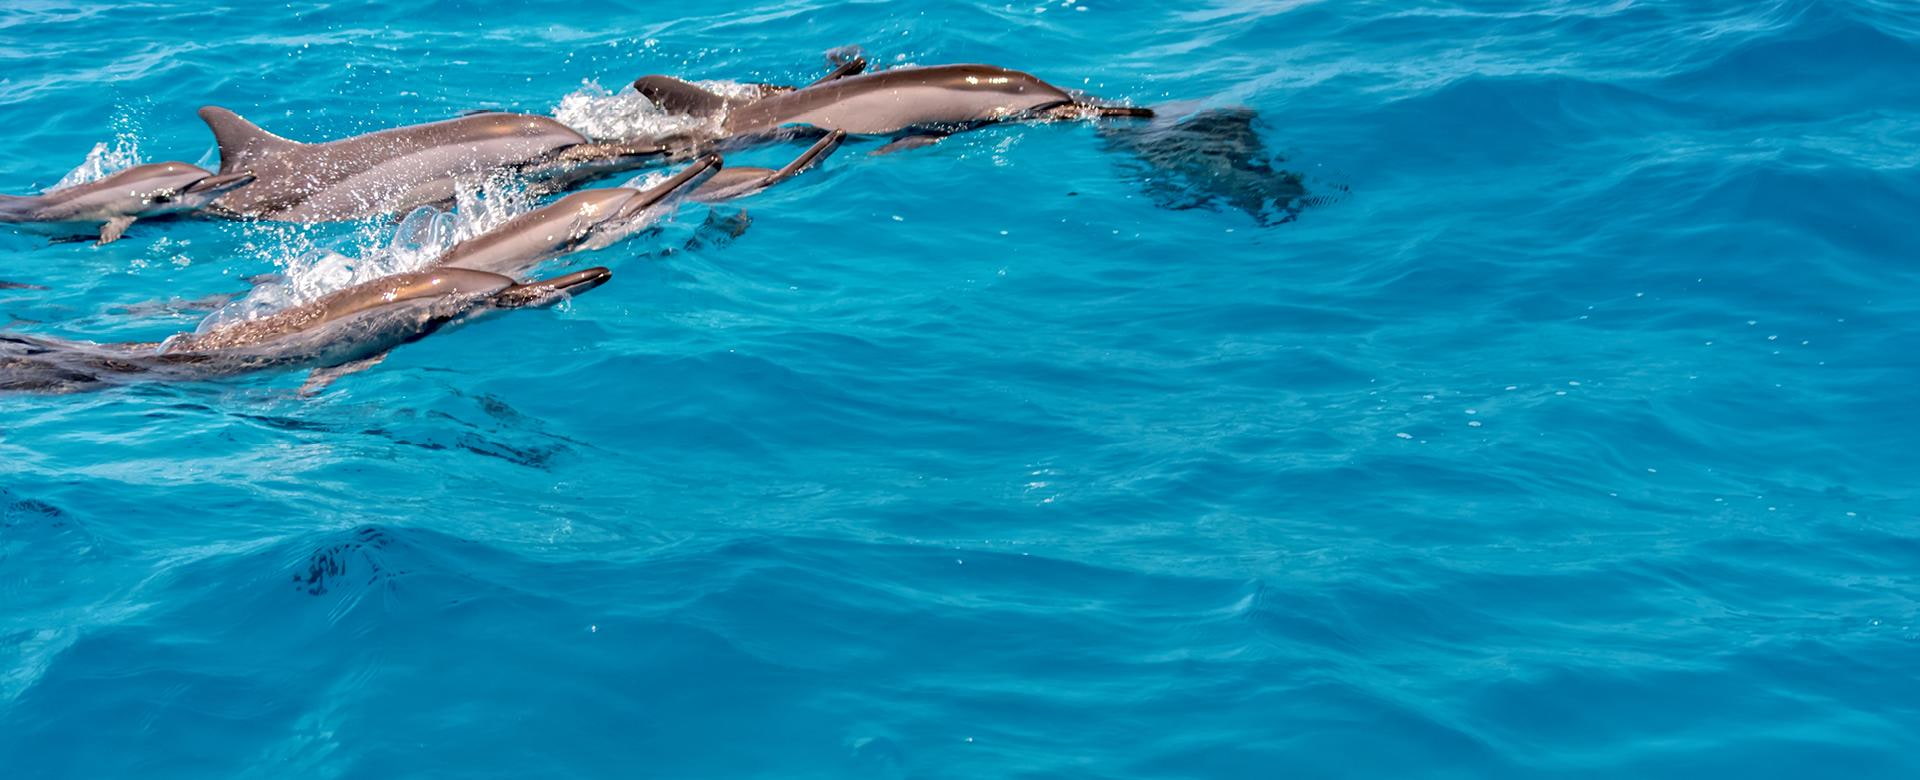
[150,191,175,204]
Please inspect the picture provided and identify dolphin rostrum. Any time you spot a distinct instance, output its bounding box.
[429,154,722,278]
[0,266,610,394]
[197,107,676,222]
[633,64,1151,153]
[0,162,254,244]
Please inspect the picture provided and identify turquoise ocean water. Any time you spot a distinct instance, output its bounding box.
[2,0,1917,776]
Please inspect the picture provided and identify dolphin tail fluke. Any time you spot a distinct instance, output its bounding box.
[631,76,731,117]
[769,130,846,183]
[198,106,302,175]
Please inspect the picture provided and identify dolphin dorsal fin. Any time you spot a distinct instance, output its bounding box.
[632,76,729,116]
[198,107,302,174]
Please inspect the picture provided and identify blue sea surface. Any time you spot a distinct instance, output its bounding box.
[2,0,1917,776]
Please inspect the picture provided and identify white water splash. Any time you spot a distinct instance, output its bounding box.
[193,175,539,336]
[550,78,769,142]
[48,135,143,192]
[617,169,676,191]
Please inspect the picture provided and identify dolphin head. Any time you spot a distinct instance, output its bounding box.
[553,154,723,254]
[177,170,257,203]
[590,154,723,244]
[106,163,256,216]
[486,267,614,309]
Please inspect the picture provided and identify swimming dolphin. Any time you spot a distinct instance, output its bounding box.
[0,266,609,394]
[633,64,1151,153]
[429,154,722,277]
[0,163,254,244]
[197,107,676,222]
[689,131,844,202]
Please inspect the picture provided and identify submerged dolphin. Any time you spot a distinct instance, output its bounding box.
[0,266,609,394]
[0,163,254,244]
[429,154,722,277]
[197,107,674,222]
[633,64,1151,153]
[1099,104,1337,226]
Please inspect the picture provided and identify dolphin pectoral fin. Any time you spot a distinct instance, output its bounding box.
[97,216,135,245]
[199,106,303,175]
[299,352,389,396]
[872,133,949,156]
[631,76,730,117]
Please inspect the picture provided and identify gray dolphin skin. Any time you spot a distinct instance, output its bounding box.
[690,131,844,202]
[429,154,723,278]
[0,162,255,244]
[634,64,1151,151]
[0,266,611,394]
[198,107,675,222]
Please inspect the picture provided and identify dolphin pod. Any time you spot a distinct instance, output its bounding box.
[0,50,1213,393]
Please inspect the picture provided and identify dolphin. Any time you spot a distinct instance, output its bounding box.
[0,266,609,394]
[0,162,254,244]
[633,64,1151,153]
[428,154,722,278]
[1099,104,1338,226]
[197,107,676,222]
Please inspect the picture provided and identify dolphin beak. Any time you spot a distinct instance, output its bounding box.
[616,154,724,219]
[490,267,613,309]
[1037,102,1155,121]
[559,141,675,167]
[185,171,257,195]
